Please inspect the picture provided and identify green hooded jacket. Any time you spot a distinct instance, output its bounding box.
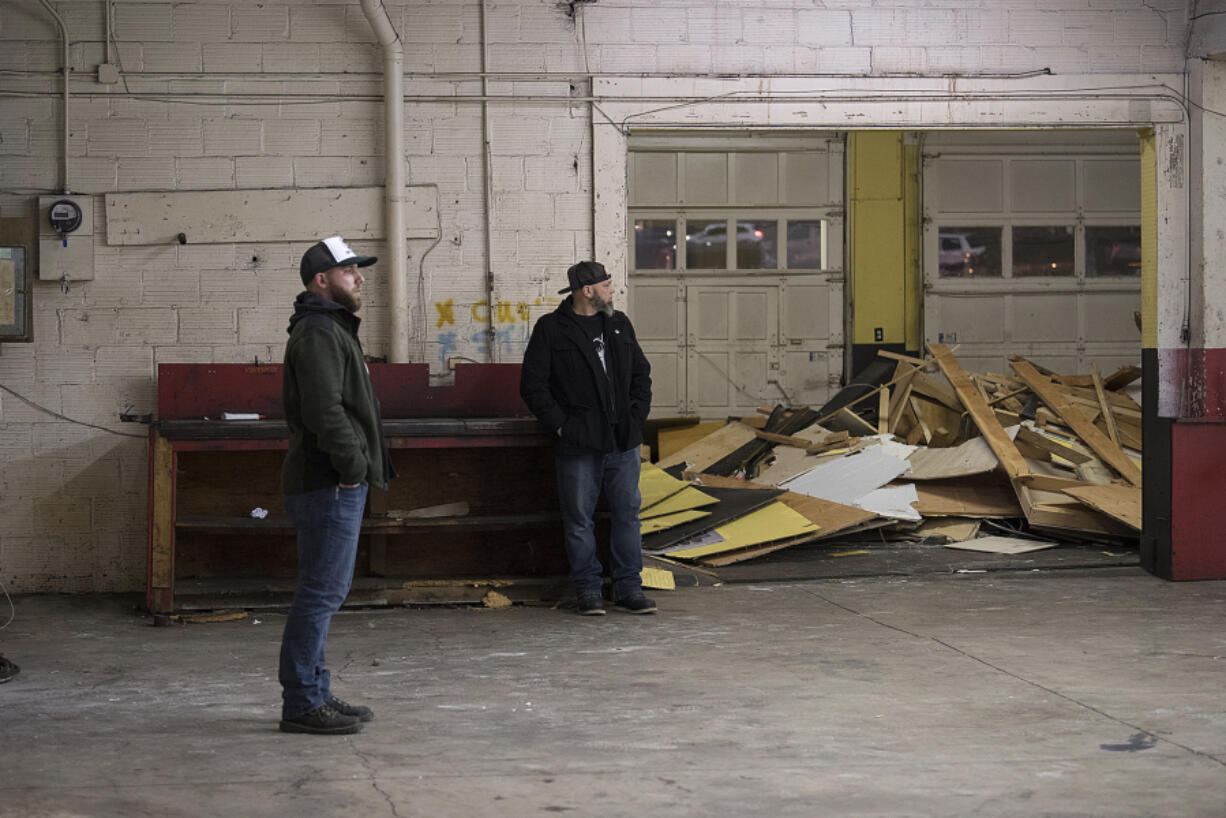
[281,291,393,495]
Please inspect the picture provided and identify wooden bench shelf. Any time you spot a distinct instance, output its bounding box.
[147,363,567,613]
[175,512,563,534]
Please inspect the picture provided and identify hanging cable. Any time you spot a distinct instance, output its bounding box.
[0,383,146,438]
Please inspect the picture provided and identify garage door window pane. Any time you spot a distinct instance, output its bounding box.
[1086,225,1141,277]
[634,219,676,270]
[1013,226,1074,277]
[737,220,777,269]
[787,220,823,269]
[685,220,728,269]
[939,227,1001,278]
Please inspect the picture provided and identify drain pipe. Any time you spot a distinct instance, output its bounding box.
[480,0,497,361]
[38,0,71,194]
[360,0,409,363]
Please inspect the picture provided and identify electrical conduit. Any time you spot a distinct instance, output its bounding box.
[37,0,71,194]
[359,0,409,362]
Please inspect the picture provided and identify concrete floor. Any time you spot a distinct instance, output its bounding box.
[2,567,1225,817]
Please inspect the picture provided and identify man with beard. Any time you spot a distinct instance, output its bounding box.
[520,261,655,616]
[278,236,394,734]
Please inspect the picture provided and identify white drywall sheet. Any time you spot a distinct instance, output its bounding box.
[779,445,911,506]
[105,187,440,246]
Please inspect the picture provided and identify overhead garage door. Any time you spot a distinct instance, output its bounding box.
[627,134,845,419]
[922,131,1142,375]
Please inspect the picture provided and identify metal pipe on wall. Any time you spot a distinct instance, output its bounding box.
[37,0,71,194]
[480,0,497,362]
[359,0,409,363]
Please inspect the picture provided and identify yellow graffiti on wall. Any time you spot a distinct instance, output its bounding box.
[435,298,455,328]
[454,299,559,324]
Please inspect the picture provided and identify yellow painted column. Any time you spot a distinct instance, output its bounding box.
[846,131,921,373]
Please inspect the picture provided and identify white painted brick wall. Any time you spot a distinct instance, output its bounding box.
[0,0,1192,593]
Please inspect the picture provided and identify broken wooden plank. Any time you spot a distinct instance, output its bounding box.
[908,395,933,444]
[911,477,1024,518]
[878,386,890,434]
[910,371,963,413]
[657,421,759,472]
[928,344,1029,480]
[904,432,1013,480]
[1015,425,1092,464]
[1062,483,1142,532]
[887,367,917,432]
[1091,362,1121,447]
[754,430,821,450]
[1010,358,1142,487]
[944,535,1057,555]
[1103,364,1143,391]
[876,349,933,368]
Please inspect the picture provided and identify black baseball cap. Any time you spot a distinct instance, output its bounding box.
[558,260,611,294]
[300,236,377,285]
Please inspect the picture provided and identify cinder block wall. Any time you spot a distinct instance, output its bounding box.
[0,1,1188,593]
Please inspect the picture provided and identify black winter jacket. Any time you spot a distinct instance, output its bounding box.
[520,297,652,455]
[281,291,394,494]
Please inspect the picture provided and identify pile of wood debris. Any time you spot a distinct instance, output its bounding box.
[639,343,1142,568]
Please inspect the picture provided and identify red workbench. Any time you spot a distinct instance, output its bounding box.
[147,363,567,612]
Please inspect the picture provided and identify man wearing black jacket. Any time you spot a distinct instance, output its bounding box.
[520,261,655,616]
[278,235,394,735]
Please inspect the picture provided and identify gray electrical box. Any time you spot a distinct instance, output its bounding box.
[38,194,95,282]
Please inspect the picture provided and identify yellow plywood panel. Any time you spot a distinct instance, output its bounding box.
[639,462,688,510]
[668,502,818,560]
[641,509,711,535]
[640,566,676,591]
[640,486,718,519]
[658,420,725,461]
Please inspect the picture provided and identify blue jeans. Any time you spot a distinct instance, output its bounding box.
[555,448,644,601]
[278,483,368,719]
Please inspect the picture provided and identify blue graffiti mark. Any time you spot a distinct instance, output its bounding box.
[470,325,530,360]
[437,331,458,365]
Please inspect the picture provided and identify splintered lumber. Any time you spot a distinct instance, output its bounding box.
[1093,360,1123,443]
[1091,362,1121,446]
[928,344,1029,479]
[887,366,917,431]
[1015,425,1092,464]
[1010,359,1142,487]
[876,349,933,369]
[750,431,818,451]
[944,535,1057,555]
[904,433,1010,480]
[928,345,1122,534]
[705,407,821,478]
[806,430,851,454]
[911,476,1024,518]
[909,395,933,443]
[878,387,890,434]
[1062,483,1142,532]
[828,407,878,436]
[1103,364,1143,391]
[657,421,758,472]
[910,371,962,413]
[812,365,932,428]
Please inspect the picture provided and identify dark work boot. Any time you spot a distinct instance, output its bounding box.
[327,695,374,723]
[613,594,657,614]
[279,703,364,735]
[577,594,606,616]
